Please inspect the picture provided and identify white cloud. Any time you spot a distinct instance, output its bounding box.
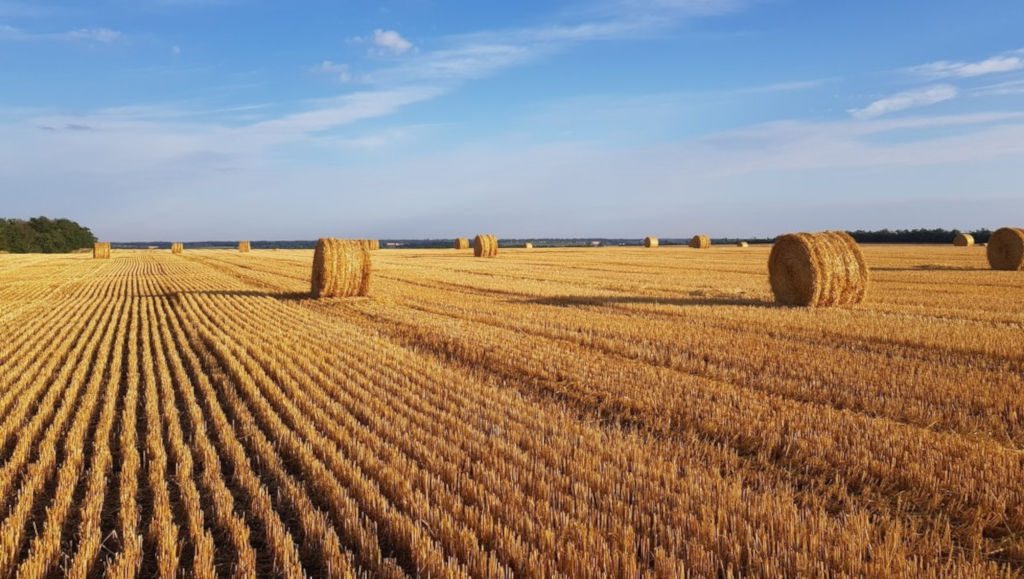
[63,28,122,42]
[848,85,958,119]
[910,55,1023,79]
[373,29,413,55]
[0,24,123,43]
[313,60,351,82]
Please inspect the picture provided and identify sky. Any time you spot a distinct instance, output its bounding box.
[1,0,1023,241]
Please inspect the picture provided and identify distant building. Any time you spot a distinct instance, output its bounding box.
[590,240,601,246]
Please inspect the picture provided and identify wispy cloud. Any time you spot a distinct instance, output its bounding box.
[910,54,1023,79]
[312,60,351,82]
[372,29,413,55]
[848,84,958,119]
[0,24,124,43]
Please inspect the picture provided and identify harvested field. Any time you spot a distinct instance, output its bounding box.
[0,244,1022,576]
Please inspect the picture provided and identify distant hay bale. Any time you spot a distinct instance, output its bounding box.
[454,238,470,250]
[238,241,251,252]
[986,227,1024,271]
[311,238,372,298]
[643,236,659,248]
[952,233,974,247]
[768,230,868,307]
[171,242,183,255]
[737,241,749,248]
[93,242,110,259]
[689,235,711,249]
[473,234,498,257]
[524,242,533,249]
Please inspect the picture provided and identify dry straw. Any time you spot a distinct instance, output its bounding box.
[311,238,372,298]
[93,242,110,259]
[358,239,381,251]
[524,242,534,249]
[473,234,498,257]
[768,230,868,307]
[737,241,749,248]
[643,236,659,248]
[454,238,470,250]
[690,235,711,249]
[986,227,1024,271]
[238,241,251,253]
[171,242,183,255]
[952,234,974,247]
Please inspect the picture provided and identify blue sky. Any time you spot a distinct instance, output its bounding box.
[1,0,1023,241]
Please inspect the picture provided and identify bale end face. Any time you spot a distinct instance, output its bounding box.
[643,236,659,248]
[454,238,470,250]
[987,227,1024,271]
[737,241,749,248]
[689,235,711,249]
[473,234,498,257]
[524,242,533,249]
[311,238,372,298]
[93,242,111,259]
[768,231,868,307]
[952,234,974,247]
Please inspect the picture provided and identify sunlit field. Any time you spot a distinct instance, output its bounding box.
[1,244,1022,577]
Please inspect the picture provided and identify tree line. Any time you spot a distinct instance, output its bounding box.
[0,217,97,253]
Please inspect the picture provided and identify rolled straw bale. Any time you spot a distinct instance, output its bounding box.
[737,241,749,248]
[93,242,110,259]
[689,235,711,249]
[768,230,868,307]
[311,238,372,298]
[368,239,381,251]
[454,238,470,250]
[643,236,659,248]
[238,241,251,252]
[171,242,183,255]
[473,234,498,257]
[952,233,974,247]
[986,227,1024,271]
[524,242,533,249]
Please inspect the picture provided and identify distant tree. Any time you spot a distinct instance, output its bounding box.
[0,217,97,253]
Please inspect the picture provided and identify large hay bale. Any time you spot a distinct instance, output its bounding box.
[171,242,183,255]
[643,236,659,248]
[524,242,533,249]
[473,234,498,257]
[357,239,381,251]
[238,241,251,253]
[737,241,749,248]
[952,233,974,247]
[986,227,1024,271]
[311,238,372,298]
[768,231,868,307]
[689,235,711,249]
[93,242,110,259]
[454,238,470,250]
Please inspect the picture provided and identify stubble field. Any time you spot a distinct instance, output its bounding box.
[0,244,1022,577]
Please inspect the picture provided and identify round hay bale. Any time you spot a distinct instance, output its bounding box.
[952,233,974,247]
[473,234,498,257]
[311,238,372,298]
[768,231,868,307]
[986,227,1024,271]
[93,242,110,259]
[737,241,749,248]
[454,238,470,250]
[643,236,659,248]
[689,235,711,249]
[358,239,381,251]
[238,241,251,252]
[171,242,183,255]
[524,242,533,249]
